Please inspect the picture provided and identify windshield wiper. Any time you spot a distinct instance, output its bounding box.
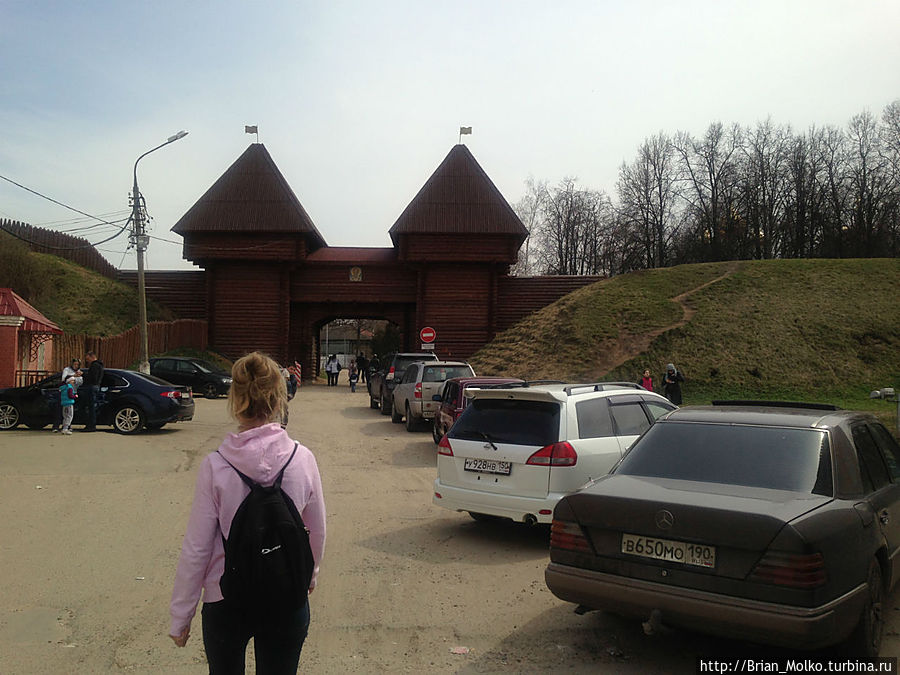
[478,432,498,450]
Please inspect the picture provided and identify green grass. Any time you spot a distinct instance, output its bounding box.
[0,237,173,335]
[471,258,900,431]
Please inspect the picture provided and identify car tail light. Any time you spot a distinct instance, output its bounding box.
[414,382,422,399]
[161,390,184,399]
[550,519,592,554]
[526,441,577,467]
[749,551,826,588]
[386,366,396,381]
[437,435,453,456]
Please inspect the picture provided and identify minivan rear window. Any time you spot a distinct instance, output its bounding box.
[615,422,833,495]
[450,398,560,447]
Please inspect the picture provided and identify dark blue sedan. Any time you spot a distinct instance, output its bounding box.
[0,368,194,434]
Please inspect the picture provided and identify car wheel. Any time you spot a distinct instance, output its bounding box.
[380,391,391,416]
[203,383,218,399]
[432,422,443,444]
[0,402,20,430]
[845,558,884,657]
[391,399,403,424]
[369,395,379,409]
[405,403,418,432]
[113,405,145,434]
[468,512,500,523]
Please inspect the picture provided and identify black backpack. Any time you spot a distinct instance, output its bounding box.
[218,444,314,614]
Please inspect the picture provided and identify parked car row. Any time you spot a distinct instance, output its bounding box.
[0,369,194,434]
[401,366,899,656]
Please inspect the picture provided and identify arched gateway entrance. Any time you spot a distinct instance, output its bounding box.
[169,143,599,378]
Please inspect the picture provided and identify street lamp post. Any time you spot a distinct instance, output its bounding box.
[132,130,188,374]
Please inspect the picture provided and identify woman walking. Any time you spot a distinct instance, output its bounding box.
[168,352,326,673]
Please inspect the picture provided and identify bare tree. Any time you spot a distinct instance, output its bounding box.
[617,132,680,267]
[532,178,611,275]
[673,123,743,261]
[737,119,791,259]
[511,177,547,276]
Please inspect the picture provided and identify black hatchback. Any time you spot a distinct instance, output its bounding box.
[149,357,232,399]
[0,369,194,434]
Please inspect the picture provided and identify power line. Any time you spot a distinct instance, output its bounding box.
[0,172,134,249]
[0,173,125,228]
[0,216,132,250]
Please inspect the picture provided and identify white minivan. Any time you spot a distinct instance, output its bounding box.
[433,382,675,524]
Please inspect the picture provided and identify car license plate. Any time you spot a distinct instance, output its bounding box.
[464,457,511,475]
[621,533,715,568]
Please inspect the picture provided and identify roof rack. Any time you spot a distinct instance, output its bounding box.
[711,400,842,411]
[482,379,566,390]
[563,382,645,396]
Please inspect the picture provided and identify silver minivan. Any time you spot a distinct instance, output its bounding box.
[391,361,475,431]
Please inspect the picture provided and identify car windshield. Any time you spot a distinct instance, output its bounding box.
[423,366,473,383]
[615,422,833,496]
[450,398,560,447]
[393,355,436,378]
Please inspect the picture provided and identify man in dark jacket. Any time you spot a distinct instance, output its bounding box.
[82,351,104,431]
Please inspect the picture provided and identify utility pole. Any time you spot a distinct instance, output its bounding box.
[131,131,188,374]
[131,176,150,374]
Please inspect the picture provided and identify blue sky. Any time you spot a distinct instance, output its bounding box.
[1,0,898,269]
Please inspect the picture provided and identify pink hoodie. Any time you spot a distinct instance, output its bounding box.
[168,423,326,637]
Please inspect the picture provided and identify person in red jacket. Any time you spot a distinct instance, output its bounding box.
[637,368,654,392]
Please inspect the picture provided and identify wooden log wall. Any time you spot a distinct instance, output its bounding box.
[494,275,604,331]
[418,263,495,360]
[207,263,289,362]
[117,270,208,319]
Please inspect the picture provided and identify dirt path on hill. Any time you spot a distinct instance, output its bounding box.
[590,263,741,379]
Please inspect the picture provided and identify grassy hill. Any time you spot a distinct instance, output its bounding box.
[470,259,900,426]
[0,231,173,335]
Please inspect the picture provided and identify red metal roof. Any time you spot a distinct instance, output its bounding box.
[388,145,528,245]
[305,247,397,263]
[0,288,62,333]
[171,144,327,250]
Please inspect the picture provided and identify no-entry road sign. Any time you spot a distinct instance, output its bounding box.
[420,326,436,343]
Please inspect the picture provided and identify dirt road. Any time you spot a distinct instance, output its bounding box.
[1,384,899,673]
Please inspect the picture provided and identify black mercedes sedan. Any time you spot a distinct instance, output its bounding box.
[0,368,194,434]
[545,402,900,656]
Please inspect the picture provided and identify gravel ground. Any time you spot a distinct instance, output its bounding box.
[1,382,899,674]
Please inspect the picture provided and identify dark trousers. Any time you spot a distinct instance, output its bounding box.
[202,600,310,675]
[84,385,99,429]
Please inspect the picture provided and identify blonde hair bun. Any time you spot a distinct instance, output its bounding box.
[228,352,287,425]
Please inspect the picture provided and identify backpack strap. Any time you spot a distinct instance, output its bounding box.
[217,442,299,490]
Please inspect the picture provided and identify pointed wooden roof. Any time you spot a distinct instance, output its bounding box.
[171,144,326,249]
[388,145,528,246]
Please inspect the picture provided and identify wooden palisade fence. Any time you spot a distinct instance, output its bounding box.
[50,319,208,371]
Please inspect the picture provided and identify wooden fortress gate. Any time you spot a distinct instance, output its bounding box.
[169,143,599,378]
